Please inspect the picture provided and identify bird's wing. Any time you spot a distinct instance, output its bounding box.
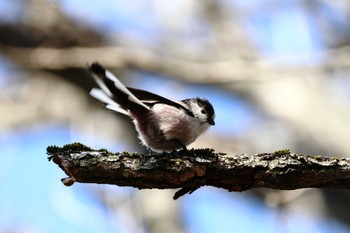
[128,87,194,117]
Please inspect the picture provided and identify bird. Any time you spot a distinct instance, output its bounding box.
[89,62,215,152]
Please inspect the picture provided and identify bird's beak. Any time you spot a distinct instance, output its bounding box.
[208,119,215,126]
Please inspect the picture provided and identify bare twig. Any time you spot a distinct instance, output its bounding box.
[47,143,350,200]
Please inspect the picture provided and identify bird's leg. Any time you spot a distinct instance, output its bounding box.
[171,140,187,156]
[138,147,156,167]
[147,147,154,156]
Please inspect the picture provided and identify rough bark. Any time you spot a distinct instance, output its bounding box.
[47,143,350,199]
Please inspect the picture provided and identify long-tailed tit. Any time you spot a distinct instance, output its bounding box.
[89,62,215,152]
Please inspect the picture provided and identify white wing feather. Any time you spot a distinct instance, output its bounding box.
[90,88,130,115]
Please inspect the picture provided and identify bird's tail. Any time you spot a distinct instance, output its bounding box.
[89,62,150,116]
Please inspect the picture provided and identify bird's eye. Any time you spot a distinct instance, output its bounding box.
[201,109,207,114]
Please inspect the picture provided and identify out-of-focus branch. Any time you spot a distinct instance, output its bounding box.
[48,143,350,200]
[3,45,350,83]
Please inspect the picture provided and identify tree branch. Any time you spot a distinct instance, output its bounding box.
[3,46,350,84]
[47,143,350,200]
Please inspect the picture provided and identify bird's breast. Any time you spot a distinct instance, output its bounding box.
[153,104,198,143]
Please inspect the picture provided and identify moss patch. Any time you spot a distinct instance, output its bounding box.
[273,149,291,156]
[47,142,93,154]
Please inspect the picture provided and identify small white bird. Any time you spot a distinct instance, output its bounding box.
[89,62,215,152]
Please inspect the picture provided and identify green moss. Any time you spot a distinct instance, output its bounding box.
[47,143,217,158]
[173,158,185,165]
[47,142,93,154]
[274,149,291,156]
[122,151,142,157]
[97,148,112,154]
[46,145,62,154]
[190,148,216,157]
[63,142,93,151]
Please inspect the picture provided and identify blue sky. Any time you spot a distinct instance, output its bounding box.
[0,126,118,233]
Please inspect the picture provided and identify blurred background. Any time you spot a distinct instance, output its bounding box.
[1,0,350,232]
